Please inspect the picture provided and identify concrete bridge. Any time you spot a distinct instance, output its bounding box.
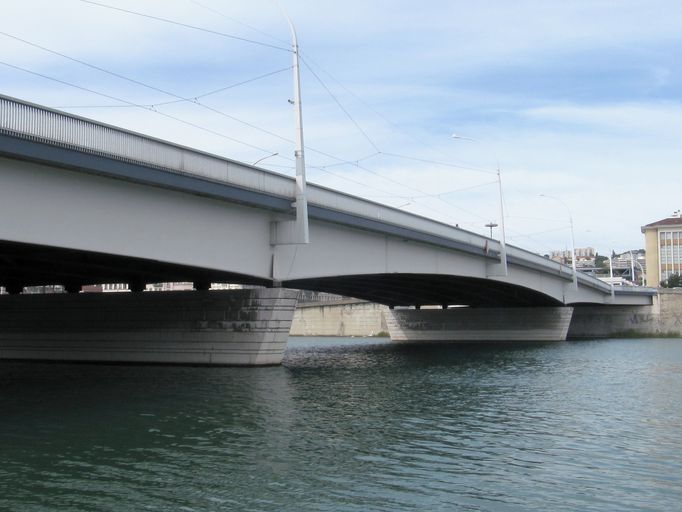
[0,95,656,365]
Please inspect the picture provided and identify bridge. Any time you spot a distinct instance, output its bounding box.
[0,95,656,365]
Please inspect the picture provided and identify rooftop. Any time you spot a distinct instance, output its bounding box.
[641,211,682,232]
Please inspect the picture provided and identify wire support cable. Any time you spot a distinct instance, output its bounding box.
[364,180,499,200]
[0,30,300,147]
[54,67,292,109]
[299,50,492,166]
[78,0,291,52]
[0,60,286,157]
[301,57,381,153]
[187,0,289,46]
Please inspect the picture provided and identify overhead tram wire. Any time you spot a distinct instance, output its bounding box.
[301,58,381,154]
[0,31,302,147]
[0,60,286,158]
[77,0,291,52]
[295,54,499,222]
[72,1,498,222]
[56,67,293,109]
[12,16,493,227]
[299,50,488,165]
[0,31,292,110]
[181,0,484,225]
[363,180,500,200]
[0,35,466,218]
[0,66,454,215]
[298,53,512,230]
[187,0,289,46]
[0,31,398,176]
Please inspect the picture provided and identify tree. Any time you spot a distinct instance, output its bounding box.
[594,254,608,269]
[661,273,682,288]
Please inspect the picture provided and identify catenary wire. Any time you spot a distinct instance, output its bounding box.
[78,0,290,52]
[301,57,381,153]
[187,0,289,46]
[0,60,287,157]
[0,31,289,107]
[299,49,495,167]
[0,59,460,219]
[55,67,292,109]
[2,30,463,213]
[68,2,499,222]
[1,31,494,227]
[0,30,300,145]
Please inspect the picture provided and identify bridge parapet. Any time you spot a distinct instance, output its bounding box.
[0,94,295,196]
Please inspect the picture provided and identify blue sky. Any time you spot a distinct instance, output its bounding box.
[2,0,681,255]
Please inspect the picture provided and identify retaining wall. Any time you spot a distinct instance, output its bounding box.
[290,301,389,337]
[292,291,682,338]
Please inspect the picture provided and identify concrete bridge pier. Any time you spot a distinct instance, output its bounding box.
[386,306,574,342]
[0,288,299,366]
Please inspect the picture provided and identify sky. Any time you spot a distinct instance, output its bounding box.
[1,0,681,256]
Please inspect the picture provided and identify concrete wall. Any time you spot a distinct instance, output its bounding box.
[656,289,682,334]
[290,301,389,337]
[293,291,682,339]
[568,289,682,338]
[387,307,574,342]
[0,289,298,365]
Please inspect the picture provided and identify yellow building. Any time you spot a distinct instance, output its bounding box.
[641,211,682,286]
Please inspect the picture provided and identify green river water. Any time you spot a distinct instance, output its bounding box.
[1,337,681,511]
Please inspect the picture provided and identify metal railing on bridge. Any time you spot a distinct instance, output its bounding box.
[0,94,296,197]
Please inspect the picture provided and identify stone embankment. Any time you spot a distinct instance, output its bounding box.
[568,289,682,338]
[291,290,682,338]
[290,300,390,337]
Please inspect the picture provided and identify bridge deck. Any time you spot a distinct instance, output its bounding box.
[0,95,656,306]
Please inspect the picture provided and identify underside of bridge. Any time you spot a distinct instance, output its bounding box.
[0,240,561,307]
[0,240,269,292]
[283,275,562,307]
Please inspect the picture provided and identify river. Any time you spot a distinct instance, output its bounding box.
[1,337,681,511]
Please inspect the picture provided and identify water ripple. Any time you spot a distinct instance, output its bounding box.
[1,338,682,510]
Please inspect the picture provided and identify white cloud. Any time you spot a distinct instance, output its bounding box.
[523,103,682,138]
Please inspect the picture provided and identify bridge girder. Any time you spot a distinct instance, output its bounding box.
[0,240,562,307]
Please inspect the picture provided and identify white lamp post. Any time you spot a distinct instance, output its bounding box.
[605,252,615,297]
[273,0,309,244]
[633,256,645,286]
[540,194,578,289]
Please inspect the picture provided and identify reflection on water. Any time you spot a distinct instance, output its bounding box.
[1,337,682,511]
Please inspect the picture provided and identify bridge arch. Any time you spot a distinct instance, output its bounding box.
[284,273,563,308]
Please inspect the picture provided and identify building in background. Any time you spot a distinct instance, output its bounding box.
[641,210,682,286]
[549,247,595,267]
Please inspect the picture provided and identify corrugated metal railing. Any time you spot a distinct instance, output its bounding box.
[0,94,299,196]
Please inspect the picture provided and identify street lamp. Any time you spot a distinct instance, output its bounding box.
[452,134,507,275]
[540,194,577,289]
[252,152,279,166]
[632,253,645,286]
[273,0,309,244]
[605,252,615,298]
[485,222,498,238]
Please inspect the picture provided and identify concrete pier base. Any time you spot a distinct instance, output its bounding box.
[0,288,298,366]
[386,306,574,342]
